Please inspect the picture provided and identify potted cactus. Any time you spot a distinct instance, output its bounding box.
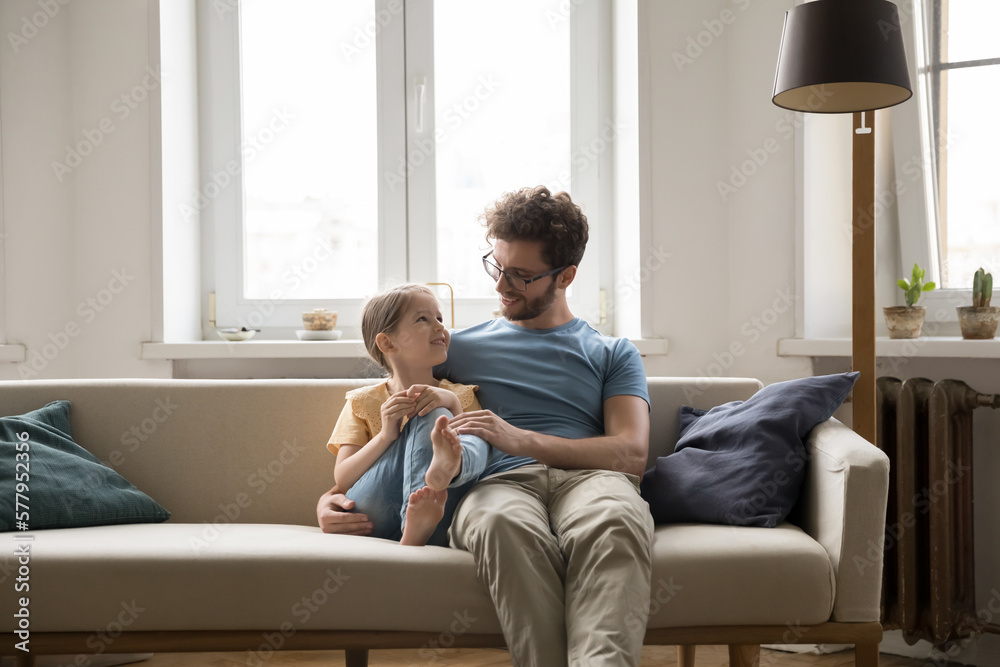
[884,263,935,339]
[956,267,1000,339]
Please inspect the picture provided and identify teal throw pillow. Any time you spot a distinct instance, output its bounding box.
[1,400,170,531]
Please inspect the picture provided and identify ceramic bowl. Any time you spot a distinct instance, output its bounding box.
[295,329,343,341]
[217,328,258,342]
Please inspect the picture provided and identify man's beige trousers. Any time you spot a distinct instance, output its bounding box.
[449,464,655,667]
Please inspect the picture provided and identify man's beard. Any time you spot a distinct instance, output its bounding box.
[502,279,558,322]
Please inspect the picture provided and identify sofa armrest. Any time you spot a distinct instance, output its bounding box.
[794,417,890,622]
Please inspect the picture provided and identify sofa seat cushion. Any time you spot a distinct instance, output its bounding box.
[0,523,503,634]
[648,523,835,627]
[0,522,834,635]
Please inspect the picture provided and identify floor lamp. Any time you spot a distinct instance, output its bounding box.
[772,0,913,445]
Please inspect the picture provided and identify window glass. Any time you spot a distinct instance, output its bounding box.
[938,65,1000,287]
[945,2,1000,63]
[432,0,572,297]
[241,0,378,300]
[925,1,1000,287]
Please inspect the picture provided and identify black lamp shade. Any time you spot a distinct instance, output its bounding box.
[773,0,912,113]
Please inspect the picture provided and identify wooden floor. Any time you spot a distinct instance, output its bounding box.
[126,645,930,666]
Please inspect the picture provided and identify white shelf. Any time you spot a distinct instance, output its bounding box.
[778,336,1000,359]
[633,338,668,356]
[141,337,668,360]
[0,344,26,363]
[141,340,369,360]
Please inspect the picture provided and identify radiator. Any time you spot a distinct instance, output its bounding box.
[876,377,1000,647]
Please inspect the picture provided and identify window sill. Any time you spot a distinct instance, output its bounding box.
[141,338,668,360]
[778,337,1000,359]
[0,344,26,363]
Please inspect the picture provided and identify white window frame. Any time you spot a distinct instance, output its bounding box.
[201,0,611,337]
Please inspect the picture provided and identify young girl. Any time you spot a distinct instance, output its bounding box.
[327,284,491,547]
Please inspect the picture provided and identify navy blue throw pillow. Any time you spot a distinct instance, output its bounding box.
[640,372,859,527]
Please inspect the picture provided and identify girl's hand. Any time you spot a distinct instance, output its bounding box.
[407,384,462,417]
[381,391,417,438]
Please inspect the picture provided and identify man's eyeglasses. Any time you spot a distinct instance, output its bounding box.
[482,251,568,292]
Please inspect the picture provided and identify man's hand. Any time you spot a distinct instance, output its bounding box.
[317,485,372,536]
[451,396,649,475]
[449,410,533,455]
[407,384,462,417]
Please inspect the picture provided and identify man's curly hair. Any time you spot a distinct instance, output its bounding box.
[482,186,589,269]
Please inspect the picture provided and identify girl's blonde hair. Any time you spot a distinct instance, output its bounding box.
[361,283,437,375]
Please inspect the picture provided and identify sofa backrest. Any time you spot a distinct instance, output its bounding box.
[0,377,761,526]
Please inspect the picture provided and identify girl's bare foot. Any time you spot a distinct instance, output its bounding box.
[400,486,447,546]
[425,415,463,491]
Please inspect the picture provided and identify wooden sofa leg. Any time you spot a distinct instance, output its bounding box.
[855,643,879,667]
[728,644,759,667]
[345,648,369,667]
[677,645,696,667]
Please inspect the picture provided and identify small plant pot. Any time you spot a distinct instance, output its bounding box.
[884,306,926,339]
[956,306,1000,340]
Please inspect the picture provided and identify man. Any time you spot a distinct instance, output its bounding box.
[317,186,654,666]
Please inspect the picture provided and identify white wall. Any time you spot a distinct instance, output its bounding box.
[0,0,171,380]
[638,0,811,386]
[1,2,998,660]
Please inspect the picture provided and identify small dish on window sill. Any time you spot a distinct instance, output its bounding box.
[217,327,259,342]
[295,329,343,341]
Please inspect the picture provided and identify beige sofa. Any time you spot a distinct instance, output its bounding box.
[0,378,889,667]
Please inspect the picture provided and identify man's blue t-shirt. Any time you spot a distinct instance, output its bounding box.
[434,317,649,477]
